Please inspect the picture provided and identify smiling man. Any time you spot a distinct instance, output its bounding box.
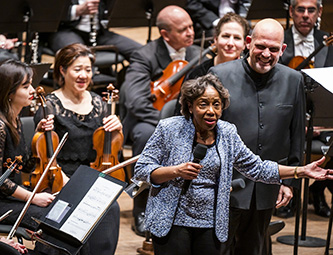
[209,19,305,255]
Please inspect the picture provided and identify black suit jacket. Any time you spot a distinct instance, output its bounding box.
[186,0,251,38]
[210,59,305,210]
[120,37,201,142]
[59,0,114,30]
[280,28,333,67]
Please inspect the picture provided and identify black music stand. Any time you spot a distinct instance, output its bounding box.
[107,0,186,43]
[277,68,333,254]
[246,0,290,28]
[31,63,52,88]
[0,0,69,62]
[321,0,333,32]
[34,165,127,255]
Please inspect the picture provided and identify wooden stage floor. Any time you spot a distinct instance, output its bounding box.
[115,187,333,255]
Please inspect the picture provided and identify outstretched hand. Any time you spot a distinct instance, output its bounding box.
[303,156,333,180]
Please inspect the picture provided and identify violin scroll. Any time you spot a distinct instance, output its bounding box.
[102,84,119,103]
[0,156,23,186]
[2,156,23,173]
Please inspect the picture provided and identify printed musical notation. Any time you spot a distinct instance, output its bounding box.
[59,177,123,242]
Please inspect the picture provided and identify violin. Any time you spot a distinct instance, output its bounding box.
[0,156,22,186]
[150,45,215,111]
[90,85,126,181]
[288,34,333,70]
[30,87,63,193]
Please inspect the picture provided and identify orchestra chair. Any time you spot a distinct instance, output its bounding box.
[159,99,177,119]
[20,116,35,147]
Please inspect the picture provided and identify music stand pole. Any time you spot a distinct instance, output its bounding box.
[284,1,290,29]
[23,7,33,63]
[145,8,153,43]
[277,81,326,252]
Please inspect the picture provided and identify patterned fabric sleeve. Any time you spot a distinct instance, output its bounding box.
[0,121,18,196]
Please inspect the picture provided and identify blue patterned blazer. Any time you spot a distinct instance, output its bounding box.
[134,116,280,242]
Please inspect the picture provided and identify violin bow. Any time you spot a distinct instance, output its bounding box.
[102,154,140,175]
[7,132,69,240]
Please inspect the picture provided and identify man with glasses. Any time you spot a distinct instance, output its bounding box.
[279,0,333,218]
[280,0,332,67]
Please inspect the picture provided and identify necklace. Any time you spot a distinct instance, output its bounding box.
[196,131,212,144]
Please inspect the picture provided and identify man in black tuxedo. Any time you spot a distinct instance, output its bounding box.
[120,5,202,237]
[280,0,333,67]
[47,0,141,60]
[280,0,333,218]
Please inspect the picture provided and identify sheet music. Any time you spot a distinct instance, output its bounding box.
[60,176,123,242]
[302,67,333,94]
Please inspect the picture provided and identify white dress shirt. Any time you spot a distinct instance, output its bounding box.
[292,25,315,60]
[71,0,100,32]
[164,40,186,61]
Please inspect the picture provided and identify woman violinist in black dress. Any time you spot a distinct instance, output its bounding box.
[0,59,61,253]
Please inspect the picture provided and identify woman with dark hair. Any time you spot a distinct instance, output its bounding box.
[34,43,122,255]
[133,73,332,255]
[0,59,60,253]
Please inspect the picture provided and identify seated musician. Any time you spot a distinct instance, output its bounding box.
[46,0,141,61]
[186,0,252,39]
[0,59,66,253]
[279,0,333,218]
[119,5,202,237]
[34,43,122,255]
[187,12,249,79]
[0,34,19,62]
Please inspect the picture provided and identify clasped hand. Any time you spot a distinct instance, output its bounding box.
[176,162,202,180]
[36,114,54,132]
[77,0,100,16]
[103,115,122,132]
[32,192,55,207]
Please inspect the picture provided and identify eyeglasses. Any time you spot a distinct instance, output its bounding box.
[295,7,317,14]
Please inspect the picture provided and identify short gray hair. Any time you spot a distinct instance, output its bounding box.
[290,0,322,8]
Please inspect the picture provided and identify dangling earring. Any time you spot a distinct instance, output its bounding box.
[8,98,12,102]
